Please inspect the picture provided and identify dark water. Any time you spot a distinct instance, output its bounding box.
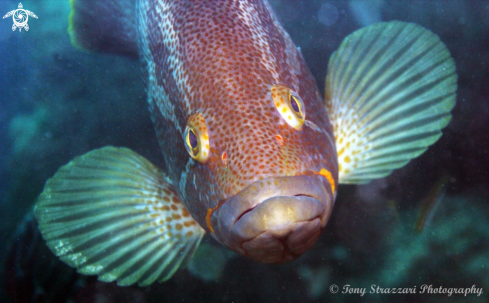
[1,0,488,302]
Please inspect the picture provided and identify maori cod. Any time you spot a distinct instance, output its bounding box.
[35,0,457,286]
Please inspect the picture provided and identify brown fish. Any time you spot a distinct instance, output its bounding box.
[34,0,457,286]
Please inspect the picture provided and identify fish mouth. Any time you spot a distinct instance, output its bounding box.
[211,174,333,263]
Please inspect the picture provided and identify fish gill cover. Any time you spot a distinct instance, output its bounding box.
[1,0,489,303]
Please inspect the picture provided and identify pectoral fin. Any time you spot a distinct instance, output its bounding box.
[326,21,457,184]
[35,147,205,286]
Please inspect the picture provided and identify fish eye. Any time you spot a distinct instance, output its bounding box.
[271,84,306,130]
[184,128,199,156]
[183,113,210,163]
[289,94,304,120]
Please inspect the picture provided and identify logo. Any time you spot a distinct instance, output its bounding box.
[2,3,38,32]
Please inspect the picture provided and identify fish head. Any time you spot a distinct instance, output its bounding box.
[181,82,338,263]
[142,0,338,263]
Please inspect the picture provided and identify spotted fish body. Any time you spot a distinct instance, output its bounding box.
[35,0,457,286]
[139,0,337,252]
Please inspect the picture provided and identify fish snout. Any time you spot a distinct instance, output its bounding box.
[234,195,324,263]
[212,175,333,263]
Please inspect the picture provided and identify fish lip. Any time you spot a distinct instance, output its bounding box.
[234,204,257,225]
[231,194,325,263]
[233,193,317,228]
[211,174,333,252]
[238,215,323,263]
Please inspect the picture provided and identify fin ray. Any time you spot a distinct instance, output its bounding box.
[326,21,457,184]
[35,147,205,286]
[342,25,407,108]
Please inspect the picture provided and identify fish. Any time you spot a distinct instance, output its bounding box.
[4,213,225,302]
[414,175,450,232]
[34,0,457,286]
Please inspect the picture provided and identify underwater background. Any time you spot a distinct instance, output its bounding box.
[1,0,488,302]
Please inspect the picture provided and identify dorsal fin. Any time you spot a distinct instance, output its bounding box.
[69,0,138,58]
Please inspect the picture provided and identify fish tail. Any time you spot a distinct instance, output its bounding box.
[326,21,457,184]
[68,0,138,58]
[35,147,205,286]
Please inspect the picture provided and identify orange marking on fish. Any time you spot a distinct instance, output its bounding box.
[221,152,228,166]
[205,199,227,233]
[205,208,215,233]
[275,134,285,146]
[313,168,336,194]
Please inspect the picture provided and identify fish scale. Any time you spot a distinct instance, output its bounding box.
[35,0,456,286]
[139,0,337,219]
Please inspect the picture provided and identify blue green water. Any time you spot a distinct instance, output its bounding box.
[1,0,488,302]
